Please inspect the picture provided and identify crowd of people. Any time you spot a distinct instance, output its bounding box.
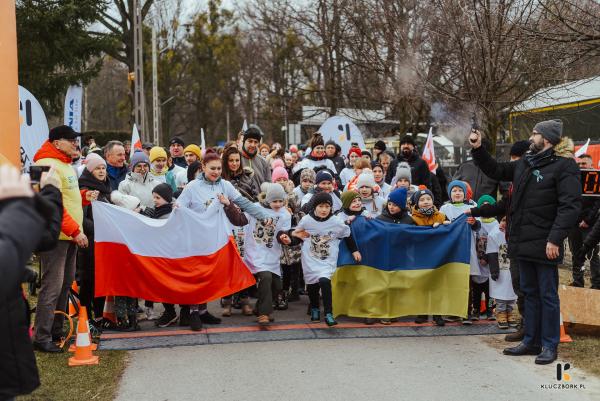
[2,118,597,398]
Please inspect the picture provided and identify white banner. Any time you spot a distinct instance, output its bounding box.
[19,85,49,170]
[64,85,83,133]
[318,116,365,156]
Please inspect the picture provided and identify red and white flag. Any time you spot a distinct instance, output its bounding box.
[422,127,438,173]
[93,202,255,305]
[130,124,143,159]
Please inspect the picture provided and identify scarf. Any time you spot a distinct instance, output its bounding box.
[525,147,553,167]
[78,169,112,197]
[417,207,435,216]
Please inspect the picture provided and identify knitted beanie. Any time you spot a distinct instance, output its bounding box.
[85,152,106,172]
[355,170,376,189]
[152,183,173,203]
[271,166,289,182]
[341,190,360,210]
[477,194,496,207]
[411,187,434,206]
[510,140,530,158]
[312,191,333,208]
[388,187,408,209]
[131,151,150,169]
[265,183,286,203]
[300,168,316,183]
[271,158,285,169]
[348,146,362,158]
[149,146,168,163]
[183,144,202,159]
[400,135,416,147]
[394,162,412,184]
[315,170,334,185]
[374,140,386,151]
[533,119,563,145]
[447,180,468,199]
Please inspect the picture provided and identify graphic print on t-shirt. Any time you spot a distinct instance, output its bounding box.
[253,216,279,248]
[309,232,334,260]
[499,243,509,270]
[476,231,489,266]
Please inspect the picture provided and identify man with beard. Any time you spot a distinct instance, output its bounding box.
[385,135,431,188]
[240,127,271,188]
[470,119,581,365]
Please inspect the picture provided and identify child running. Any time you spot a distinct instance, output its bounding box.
[280,192,351,326]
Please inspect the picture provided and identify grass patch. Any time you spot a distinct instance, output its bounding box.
[560,335,600,378]
[19,350,128,401]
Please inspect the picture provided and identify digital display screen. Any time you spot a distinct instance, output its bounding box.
[582,169,600,196]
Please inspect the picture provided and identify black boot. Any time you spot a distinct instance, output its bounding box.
[433,315,445,326]
[179,306,190,326]
[503,342,541,356]
[126,314,141,332]
[535,348,558,365]
[414,315,427,324]
[200,311,222,325]
[190,311,203,331]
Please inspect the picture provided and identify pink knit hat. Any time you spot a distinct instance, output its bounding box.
[85,153,106,172]
[271,166,289,182]
[271,158,285,169]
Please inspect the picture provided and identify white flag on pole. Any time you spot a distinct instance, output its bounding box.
[201,128,206,156]
[575,138,590,158]
[242,119,248,132]
[131,124,142,160]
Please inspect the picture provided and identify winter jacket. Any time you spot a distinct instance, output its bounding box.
[118,172,157,210]
[471,137,581,264]
[241,152,271,190]
[106,163,128,191]
[410,206,447,226]
[325,141,346,174]
[140,203,173,220]
[386,150,431,188]
[33,140,83,241]
[0,198,45,399]
[377,207,415,225]
[226,167,259,202]
[453,159,500,201]
[34,185,63,252]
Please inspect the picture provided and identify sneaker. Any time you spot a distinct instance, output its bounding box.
[469,313,479,321]
[325,313,338,327]
[443,315,461,322]
[155,310,178,328]
[414,315,427,324]
[365,318,376,325]
[380,319,392,325]
[310,308,321,322]
[275,293,288,310]
[487,312,496,321]
[144,306,158,320]
[257,315,270,326]
[189,311,203,331]
[179,307,190,327]
[241,304,253,316]
[433,315,445,326]
[462,318,472,325]
[200,311,222,325]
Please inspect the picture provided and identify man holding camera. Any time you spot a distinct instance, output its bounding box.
[31,126,88,353]
[470,120,581,365]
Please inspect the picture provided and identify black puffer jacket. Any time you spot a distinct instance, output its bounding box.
[0,198,46,399]
[377,207,415,225]
[325,140,345,174]
[385,150,431,188]
[471,138,581,264]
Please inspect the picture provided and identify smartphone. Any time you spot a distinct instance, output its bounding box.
[29,165,50,184]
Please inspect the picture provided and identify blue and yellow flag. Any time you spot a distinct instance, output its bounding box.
[333,215,471,318]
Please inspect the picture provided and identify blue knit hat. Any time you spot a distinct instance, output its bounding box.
[315,170,334,185]
[388,187,407,209]
[447,180,468,199]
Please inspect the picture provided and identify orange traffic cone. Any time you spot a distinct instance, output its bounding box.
[480,293,487,314]
[559,313,573,343]
[68,318,97,352]
[103,296,116,323]
[68,306,99,366]
[68,281,80,317]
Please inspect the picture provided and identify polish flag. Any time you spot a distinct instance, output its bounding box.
[422,127,438,173]
[93,202,255,305]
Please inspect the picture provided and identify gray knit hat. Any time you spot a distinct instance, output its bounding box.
[300,168,316,183]
[265,183,286,204]
[533,119,563,145]
[394,162,412,184]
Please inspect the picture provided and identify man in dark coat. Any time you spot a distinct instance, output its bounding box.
[385,135,431,188]
[470,119,581,365]
[0,165,62,400]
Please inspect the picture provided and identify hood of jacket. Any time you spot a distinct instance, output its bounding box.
[554,137,574,158]
[33,140,72,164]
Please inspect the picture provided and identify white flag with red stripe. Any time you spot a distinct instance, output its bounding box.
[130,124,143,160]
[422,127,438,174]
[93,202,255,304]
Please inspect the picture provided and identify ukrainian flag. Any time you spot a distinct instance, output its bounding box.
[333,215,471,318]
